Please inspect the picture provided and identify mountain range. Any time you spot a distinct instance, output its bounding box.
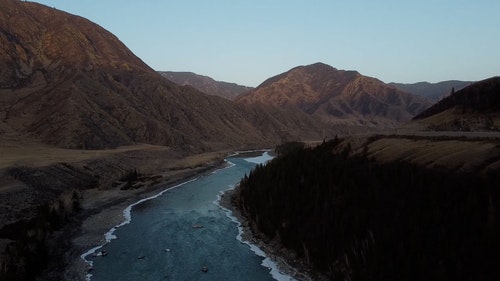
[5,0,492,153]
[0,0,327,150]
[158,71,252,100]
[390,80,473,101]
[236,63,432,128]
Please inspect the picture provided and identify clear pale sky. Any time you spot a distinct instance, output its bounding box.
[32,0,499,87]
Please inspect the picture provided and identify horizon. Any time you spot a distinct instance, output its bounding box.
[31,0,500,87]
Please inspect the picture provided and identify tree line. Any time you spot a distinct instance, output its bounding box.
[235,139,499,281]
[0,190,81,281]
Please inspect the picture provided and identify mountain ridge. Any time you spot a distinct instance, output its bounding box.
[412,77,500,131]
[0,0,328,150]
[159,71,252,100]
[390,80,473,101]
[236,62,431,127]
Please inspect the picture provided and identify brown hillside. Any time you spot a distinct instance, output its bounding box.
[236,62,431,127]
[412,77,500,131]
[0,0,326,150]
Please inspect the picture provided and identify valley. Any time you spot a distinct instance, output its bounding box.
[0,0,498,280]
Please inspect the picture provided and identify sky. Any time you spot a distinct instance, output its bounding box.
[32,0,500,87]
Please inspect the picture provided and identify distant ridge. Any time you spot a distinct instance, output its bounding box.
[413,77,500,131]
[159,71,252,100]
[390,80,473,101]
[237,62,431,128]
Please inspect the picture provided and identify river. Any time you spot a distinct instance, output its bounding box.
[82,152,294,281]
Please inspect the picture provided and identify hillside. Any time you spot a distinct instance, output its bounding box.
[159,71,252,100]
[0,0,328,150]
[236,63,431,128]
[412,77,500,131]
[390,80,472,101]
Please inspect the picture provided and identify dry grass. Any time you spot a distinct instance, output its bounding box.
[412,107,500,132]
[367,138,500,172]
[167,151,230,170]
[0,138,170,169]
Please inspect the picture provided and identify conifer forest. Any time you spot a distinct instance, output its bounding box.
[236,139,499,280]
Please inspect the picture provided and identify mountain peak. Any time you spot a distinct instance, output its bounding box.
[254,62,359,91]
[0,0,154,89]
[237,63,430,127]
[299,62,337,71]
[290,62,359,76]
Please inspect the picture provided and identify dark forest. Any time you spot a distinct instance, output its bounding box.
[236,139,499,280]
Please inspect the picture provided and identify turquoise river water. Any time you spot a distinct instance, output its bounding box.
[81,152,295,281]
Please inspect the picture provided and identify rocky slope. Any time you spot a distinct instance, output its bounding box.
[390,80,473,101]
[0,0,327,151]
[159,71,253,100]
[413,77,500,131]
[236,63,432,128]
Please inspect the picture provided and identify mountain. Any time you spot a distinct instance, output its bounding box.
[159,71,252,100]
[236,63,431,128]
[412,77,500,131]
[0,0,326,150]
[390,80,473,101]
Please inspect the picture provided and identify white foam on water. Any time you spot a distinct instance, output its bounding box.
[243,151,273,164]
[80,158,238,280]
[214,152,296,281]
[82,153,281,280]
[79,245,102,281]
[80,177,198,280]
[216,189,296,281]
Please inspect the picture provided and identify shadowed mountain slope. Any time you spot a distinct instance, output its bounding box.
[0,0,326,150]
[412,77,500,131]
[236,63,431,128]
[159,71,253,100]
[390,80,473,101]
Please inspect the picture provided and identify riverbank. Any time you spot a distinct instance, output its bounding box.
[220,187,326,281]
[0,137,235,280]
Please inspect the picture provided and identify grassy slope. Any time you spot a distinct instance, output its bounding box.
[365,136,500,173]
